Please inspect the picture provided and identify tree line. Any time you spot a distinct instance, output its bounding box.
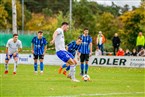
[0,0,145,50]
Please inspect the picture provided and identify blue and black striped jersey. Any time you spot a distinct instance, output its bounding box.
[67,41,81,56]
[31,36,47,55]
[78,34,92,54]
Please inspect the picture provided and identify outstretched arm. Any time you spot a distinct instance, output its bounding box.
[50,31,58,45]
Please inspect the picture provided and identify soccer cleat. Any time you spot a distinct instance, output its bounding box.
[13,72,16,75]
[80,73,84,76]
[34,71,38,74]
[40,71,43,74]
[72,79,80,82]
[58,67,63,74]
[4,70,8,74]
[67,74,71,79]
[63,70,67,76]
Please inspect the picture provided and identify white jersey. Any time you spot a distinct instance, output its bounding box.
[55,28,66,52]
[6,38,22,55]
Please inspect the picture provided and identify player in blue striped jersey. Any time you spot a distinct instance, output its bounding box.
[78,28,92,75]
[31,31,48,74]
[58,37,82,75]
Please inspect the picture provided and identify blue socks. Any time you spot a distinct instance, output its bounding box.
[62,64,67,68]
[62,64,70,71]
[34,63,38,71]
[66,66,70,71]
[40,62,44,71]
[80,64,84,75]
[80,64,89,74]
[85,64,88,74]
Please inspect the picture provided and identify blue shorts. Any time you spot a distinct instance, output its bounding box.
[5,53,18,60]
[56,50,74,63]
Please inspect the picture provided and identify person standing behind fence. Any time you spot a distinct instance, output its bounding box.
[136,32,145,52]
[31,31,47,74]
[112,33,121,55]
[96,31,106,55]
[4,34,22,75]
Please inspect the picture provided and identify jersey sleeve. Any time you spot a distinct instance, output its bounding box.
[43,38,48,45]
[31,37,35,44]
[89,36,92,43]
[55,28,62,35]
[6,39,10,47]
[67,41,74,47]
[19,41,22,48]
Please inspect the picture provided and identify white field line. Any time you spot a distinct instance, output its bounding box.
[48,92,145,97]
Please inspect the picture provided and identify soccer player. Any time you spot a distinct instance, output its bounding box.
[78,28,92,75]
[31,31,47,74]
[4,34,22,75]
[58,37,82,75]
[50,22,79,82]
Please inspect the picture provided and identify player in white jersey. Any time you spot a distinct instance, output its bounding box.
[50,22,79,82]
[4,34,22,75]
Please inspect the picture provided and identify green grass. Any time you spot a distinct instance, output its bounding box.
[0,64,144,97]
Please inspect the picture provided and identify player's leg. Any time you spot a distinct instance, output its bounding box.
[39,55,44,74]
[66,59,77,81]
[62,58,76,75]
[33,54,38,74]
[84,54,89,74]
[4,54,12,74]
[13,53,19,74]
[56,51,79,82]
[80,54,85,76]
[58,63,67,74]
[66,52,79,82]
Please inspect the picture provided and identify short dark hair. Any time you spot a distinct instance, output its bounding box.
[38,31,43,33]
[78,37,82,40]
[61,22,69,26]
[84,28,89,31]
[13,34,18,37]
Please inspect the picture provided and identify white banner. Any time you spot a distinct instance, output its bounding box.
[89,56,145,68]
[0,54,144,68]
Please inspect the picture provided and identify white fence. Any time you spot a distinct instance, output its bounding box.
[0,54,145,68]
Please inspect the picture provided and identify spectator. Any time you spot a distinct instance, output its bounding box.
[137,48,145,57]
[96,31,106,55]
[136,32,145,52]
[116,47,124,56]
[131,48,137,56]
[112,33,121,55]
[95,46,102,56]
[125,49,132,56]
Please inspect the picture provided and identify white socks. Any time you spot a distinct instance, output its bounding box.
[69,65,76,80]
[5,63,8,71]
[14,61,17,72]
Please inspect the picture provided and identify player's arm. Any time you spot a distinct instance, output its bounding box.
[18,41,22,53]
[43,45,47,55]
[17,48,22,53]
[65,45,68,51]
[31,43,34,54]
[5,47,8,54]
[50,31,58,45]
[89,42,93,56]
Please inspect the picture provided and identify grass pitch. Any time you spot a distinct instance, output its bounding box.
[0,64,144,97]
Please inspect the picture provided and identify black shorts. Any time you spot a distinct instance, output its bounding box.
[33,54,44,59]
[80,54,89,62]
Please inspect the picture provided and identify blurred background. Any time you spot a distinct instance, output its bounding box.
[0,0,145,53]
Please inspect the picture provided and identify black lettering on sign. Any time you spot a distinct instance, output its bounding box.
[113,59,119,65]
[99,58,106,65]
[92,58,98,65]
[119,59,127,65]
[107,58,111,65]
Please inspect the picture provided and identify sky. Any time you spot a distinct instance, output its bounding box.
[90,0,141,8]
